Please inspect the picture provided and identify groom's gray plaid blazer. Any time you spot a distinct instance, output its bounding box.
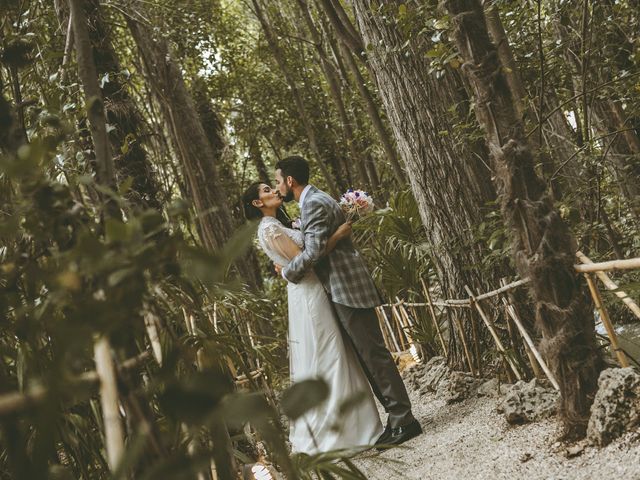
[283,186,382,308]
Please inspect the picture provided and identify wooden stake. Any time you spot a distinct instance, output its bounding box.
[378,307,401,353]
[468,303,483,377]
[584,274,629,367]
[395,298,415,343]
[500,279,529,378]
[501,298,560,390]
[390,305,408,350]
[375,308,395,352]
[577,251,640,321]
[93,336,125,472]
[574,256,640,273]
[420,278,448,356]
[465,286,522,381]
[453,313,475,375]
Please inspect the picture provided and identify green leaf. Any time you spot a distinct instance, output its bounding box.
[118,176,134,196]
[108,267,136,287]
[105,218,130,243]
[219,392,272,428]
[281,379,329,420]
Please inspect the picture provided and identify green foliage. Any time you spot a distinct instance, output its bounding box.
[355,190,431,301]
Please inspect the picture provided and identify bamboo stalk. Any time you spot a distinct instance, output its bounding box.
[375,308,395,352]
[420,278,448,356]
[144,310,163,366]
[395,298,415,343]
[474,278,530,301]
[93,336,125,472]
[0,351,152,416]
[390,305,408,350]
[500,278,530,378]
[396,300,422,361]
[468,303,483,377]
[584,274,629,367]
[453,313,475,375]
[378,307,401,353]
[465,286,522,381]
[577,251,640,320]
[501,298,560,390]
[574,256,640,273]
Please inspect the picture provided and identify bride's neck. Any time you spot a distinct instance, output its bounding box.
[262,209,277,218]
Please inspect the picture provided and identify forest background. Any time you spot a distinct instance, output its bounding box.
[1,0,639,478]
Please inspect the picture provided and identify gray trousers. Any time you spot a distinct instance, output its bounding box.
[333,302,415,428]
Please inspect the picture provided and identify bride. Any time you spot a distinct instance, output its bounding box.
[242,182,383,454]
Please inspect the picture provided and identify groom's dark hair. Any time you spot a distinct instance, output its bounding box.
[276,155,310,185]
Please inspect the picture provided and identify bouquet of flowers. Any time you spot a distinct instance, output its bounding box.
[339,188,374,222]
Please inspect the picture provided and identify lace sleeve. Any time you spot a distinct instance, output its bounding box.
[262,222,302,263]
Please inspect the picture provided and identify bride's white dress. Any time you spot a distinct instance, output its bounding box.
[257,216,383,454]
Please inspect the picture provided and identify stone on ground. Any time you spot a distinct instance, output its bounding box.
[587,367,640,446]
[497,378,559,424]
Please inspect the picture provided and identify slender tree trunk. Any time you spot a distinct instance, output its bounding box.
[317,0,364,54]
[317,0,406,183]
[191,80,264,283]
[252,0,340,196]
[127,12,261,290]
[295,0,375,190]
[69,0,128,472]
[82,0,163,212]
[350,0,518,368]
[444,0,604,438]
[248,137,270,183]
[0,80,25,156]
[553,0,640,221]
[484,0,578,200]
[68,0,119,221]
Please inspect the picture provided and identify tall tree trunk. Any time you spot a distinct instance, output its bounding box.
[126,13,261,290]
[0,78,25,157]
[444,0,604,438]
[84,0,163,212]
[350,0,516,366]
[295,0,375,190]
[317,0,406,183]
[484,0,579,200]
[191,80,264,282]
[252,0,340,197]
[553,0,640,221]
[68,0,119,221]
[54,0,163,213]
[248,137,270,183]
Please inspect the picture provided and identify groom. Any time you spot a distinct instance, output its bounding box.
[273,155,422,448]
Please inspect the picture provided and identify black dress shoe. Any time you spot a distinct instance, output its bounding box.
[375,420,422,450]
[374,424,393,446]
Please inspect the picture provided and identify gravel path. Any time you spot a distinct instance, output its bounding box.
[352,377,640,479]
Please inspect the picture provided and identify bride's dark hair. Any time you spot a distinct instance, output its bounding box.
[242,181,292,227]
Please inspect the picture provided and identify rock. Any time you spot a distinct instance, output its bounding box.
[587,367,640,446]
[438,371,482,404]
[497,378,559,424]
[564,441,587,458]
[477,378,512,398]
[417,356,451,394]
[519,452,533,463]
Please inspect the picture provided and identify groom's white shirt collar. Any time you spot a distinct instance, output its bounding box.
[298,184,312,210]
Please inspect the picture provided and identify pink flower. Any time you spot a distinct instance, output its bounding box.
[339,189,374,221]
